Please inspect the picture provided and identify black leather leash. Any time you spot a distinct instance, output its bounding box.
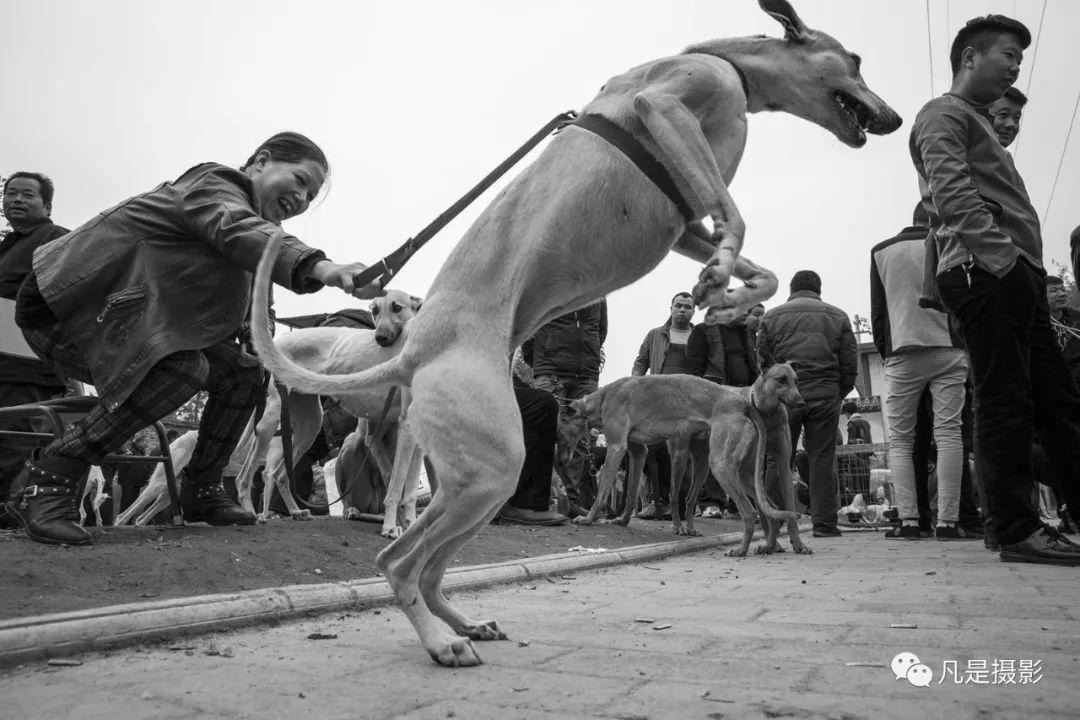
[277,382,400,512]
[351,109,580,291]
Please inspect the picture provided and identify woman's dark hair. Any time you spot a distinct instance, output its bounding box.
[241,131,329,174]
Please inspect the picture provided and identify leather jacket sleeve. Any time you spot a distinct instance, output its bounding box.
[181,166,326,293]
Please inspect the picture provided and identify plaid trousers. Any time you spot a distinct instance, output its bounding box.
[22,323,263,475]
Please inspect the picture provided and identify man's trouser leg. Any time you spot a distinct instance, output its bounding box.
[533,375,596,508]
[884,354,929,523]
[926,350,969,524]
[799,399,841,530]
[912,391,935,530]
[1027,288,1080,521]
[937,262,1042,546]
[510,385,559,511]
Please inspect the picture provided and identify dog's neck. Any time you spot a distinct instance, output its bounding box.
[749,377,779,413]
[684,36,806,115]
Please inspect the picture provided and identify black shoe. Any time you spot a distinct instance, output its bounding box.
[812,525,842,538]
[984,535,1002,552]
[180,469,256,526]
[1000,526,1080,566]
[4,455,92,546]
[885,524,921,540]
[935,525,981,541]
[496,505,568,526]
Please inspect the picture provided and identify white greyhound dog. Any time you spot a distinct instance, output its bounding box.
[251,0,901,666]
[233,289,424,536]
[116,291,423,536]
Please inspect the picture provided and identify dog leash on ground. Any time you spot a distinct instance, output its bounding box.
[352,110,580,291]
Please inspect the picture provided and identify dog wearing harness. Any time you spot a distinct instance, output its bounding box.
[251,0,901,667]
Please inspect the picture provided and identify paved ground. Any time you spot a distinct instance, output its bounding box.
[2,528,1077,720]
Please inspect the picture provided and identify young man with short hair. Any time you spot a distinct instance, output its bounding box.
[911,15,1080,564]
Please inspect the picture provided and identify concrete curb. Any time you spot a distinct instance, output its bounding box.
[0,522,810,669]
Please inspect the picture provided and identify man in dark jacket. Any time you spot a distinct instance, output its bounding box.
[522,299,606,516]
[0,173,69,524]
[631,292,695,520]
[758,270,857,537]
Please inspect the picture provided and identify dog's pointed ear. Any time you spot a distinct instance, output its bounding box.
[759,0,809,43]
[409,295,423,313]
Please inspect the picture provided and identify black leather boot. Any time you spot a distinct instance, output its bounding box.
[179,467,256,526]
[4,453,92,546]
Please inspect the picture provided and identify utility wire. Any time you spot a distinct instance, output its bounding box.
[1042,83,1080,224]
[1015,0,1049,159]
[925,0,936,96]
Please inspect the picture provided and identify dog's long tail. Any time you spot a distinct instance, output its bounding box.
[746,406,799,523]
[251,234,406,397]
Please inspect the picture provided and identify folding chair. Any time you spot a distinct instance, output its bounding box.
[0,396,183,526]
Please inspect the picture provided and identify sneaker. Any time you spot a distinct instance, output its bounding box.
[935,525,980,541]
[702,505,722,518]
[812,524,842,538]
[999,526,1080,566]
[496,505,568,526]
[635,501,657,520]
[885,524,921,540]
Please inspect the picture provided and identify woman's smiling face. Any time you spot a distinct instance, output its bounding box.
[248,154,326,224]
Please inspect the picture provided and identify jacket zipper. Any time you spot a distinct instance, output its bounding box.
[96,289,145,323]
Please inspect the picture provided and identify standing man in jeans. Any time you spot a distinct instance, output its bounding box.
[912,14,1080,564]
[522,299,607,518]
[757,270,857,537]
[631,292,695,520]
[871,207,974,541]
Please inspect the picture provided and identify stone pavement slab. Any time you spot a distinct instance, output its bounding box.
[1,529,1077,719]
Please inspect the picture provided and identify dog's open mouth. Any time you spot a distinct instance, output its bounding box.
[834,91,873,146]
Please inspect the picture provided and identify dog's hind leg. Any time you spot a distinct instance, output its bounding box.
[261,393,322,522]
[774,428,812,555]
[575,438,627,526]
[617,443,648,527]
[711,418,759,557]
[681,435,711,537]
[668,436,692,535]
[376,355,522,666]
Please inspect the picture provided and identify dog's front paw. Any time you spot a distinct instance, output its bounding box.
[255,512,271,525]
[381,525,404,540]
[792,542,813,555]
[428,636,484,668]
[290,509,313,521]
[572,515,595,526]
[726,547,749,558]
[343,507,362,521]
[459,619,507,642]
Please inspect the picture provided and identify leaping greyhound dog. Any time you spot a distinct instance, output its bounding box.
[250,0,900,666]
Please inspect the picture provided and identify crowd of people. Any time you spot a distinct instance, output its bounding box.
[0,14,1078,570]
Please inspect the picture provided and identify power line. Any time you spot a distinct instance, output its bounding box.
[925,0,936,96]
[1042,83,1080,224]
[1015,0,1049,158]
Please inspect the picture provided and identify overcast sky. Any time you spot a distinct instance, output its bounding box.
[3,0,1078,386]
